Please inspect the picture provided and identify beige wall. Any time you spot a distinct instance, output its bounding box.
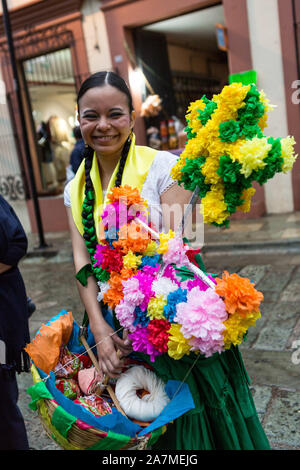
[81,0,112,74]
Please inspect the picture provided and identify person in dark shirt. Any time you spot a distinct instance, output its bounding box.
[0,195,30,450]
[70,126,85,174]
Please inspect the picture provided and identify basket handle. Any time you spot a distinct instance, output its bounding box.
[80,335,127,417]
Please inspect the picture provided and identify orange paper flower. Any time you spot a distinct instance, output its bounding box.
[107,185,147,208]
[112,221,150,255]
[103,267,135,309]
[215,271,263,316]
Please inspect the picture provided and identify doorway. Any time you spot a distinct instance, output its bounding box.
[133,4,229,150]
[22,48,78,195]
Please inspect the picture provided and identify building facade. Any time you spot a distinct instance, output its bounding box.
[0,0,299,233]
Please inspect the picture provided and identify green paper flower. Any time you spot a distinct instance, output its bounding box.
[238,84,265,130]
[219,120,241,142]
[198,95,218,126]
[224,182,246,214]
[251,137,283,184]
[179,157,210,196]
[240,123,263,140]
[217,155,252,188]
[184,122,196,140]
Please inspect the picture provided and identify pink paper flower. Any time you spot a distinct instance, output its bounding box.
[128,326,161,362]
[121,277,144,306]
[174,287,228,358]
[134,271,155,311]
[115,301,136,332]
[162,265,181,286]
[183,274,216,292]
[162,237,190,267]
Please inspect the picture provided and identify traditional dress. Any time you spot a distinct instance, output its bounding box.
[64,136,270,450]
[0,195,30,450]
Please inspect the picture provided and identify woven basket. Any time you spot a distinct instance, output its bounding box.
[30,364,165,450]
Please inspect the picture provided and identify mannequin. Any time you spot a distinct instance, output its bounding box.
[48,115,72,183]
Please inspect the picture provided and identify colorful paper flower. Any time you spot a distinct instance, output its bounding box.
[151,276,178,298]
[147,295,167,320]
[162,237,190,267]
[128,326,160,362]
[147,318,171,355]
[157,230,175,254]
[113,221,150,255]
[93,182,267,360]
[167,324,192,360]
[163,287,187,322]
[115,301,136,333]
[123,250,142,270]
[223,310,261,348]
[94,245,123,273]
[215,271,263,316]
[175,287,228,358]
[171,82,297,227]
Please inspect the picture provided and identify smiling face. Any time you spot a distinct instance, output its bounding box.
[78,84,136,159]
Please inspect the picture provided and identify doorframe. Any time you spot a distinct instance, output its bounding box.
[0,10,90,196]
[101,0,253,143]
[278,0,300,211]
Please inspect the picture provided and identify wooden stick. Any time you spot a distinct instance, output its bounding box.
[79,336,127,417]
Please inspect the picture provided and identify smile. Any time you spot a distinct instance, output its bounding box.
[93,135,117,142]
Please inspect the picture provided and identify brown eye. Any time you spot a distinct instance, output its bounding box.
[110,112,123,118]
[83,114,97,119]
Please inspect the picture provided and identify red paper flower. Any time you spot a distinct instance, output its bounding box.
[146,318,171,354]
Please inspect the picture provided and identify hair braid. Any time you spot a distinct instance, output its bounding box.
[114,136,132,187]
[81,137,133,282]
[81,145,110,282]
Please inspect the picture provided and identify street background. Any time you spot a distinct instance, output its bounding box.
[16,211,300,450]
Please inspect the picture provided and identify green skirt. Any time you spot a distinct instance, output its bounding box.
[137,346,270,450]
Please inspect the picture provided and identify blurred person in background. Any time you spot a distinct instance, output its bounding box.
[0,194,30,450]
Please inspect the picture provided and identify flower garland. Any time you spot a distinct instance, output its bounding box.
[171,82,298,227]
[88,186,264,361]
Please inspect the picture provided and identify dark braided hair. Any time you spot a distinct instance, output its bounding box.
[77,71,134,278]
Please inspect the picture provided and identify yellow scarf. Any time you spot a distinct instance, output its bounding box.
[70,134,158,237]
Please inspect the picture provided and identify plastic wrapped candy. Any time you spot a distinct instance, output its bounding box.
[55,378,81,400]
[54,346,82,379]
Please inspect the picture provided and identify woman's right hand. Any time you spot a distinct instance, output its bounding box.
[92,321,124,379]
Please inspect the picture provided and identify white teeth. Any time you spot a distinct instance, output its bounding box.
[95,136,115,141]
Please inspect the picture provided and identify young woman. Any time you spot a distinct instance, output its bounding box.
[64,71,270,450]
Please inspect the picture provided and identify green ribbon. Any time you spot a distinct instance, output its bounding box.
[75,263,94,287]
[27,381,53,411]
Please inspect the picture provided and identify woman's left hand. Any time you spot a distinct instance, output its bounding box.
[112,328,133,357]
